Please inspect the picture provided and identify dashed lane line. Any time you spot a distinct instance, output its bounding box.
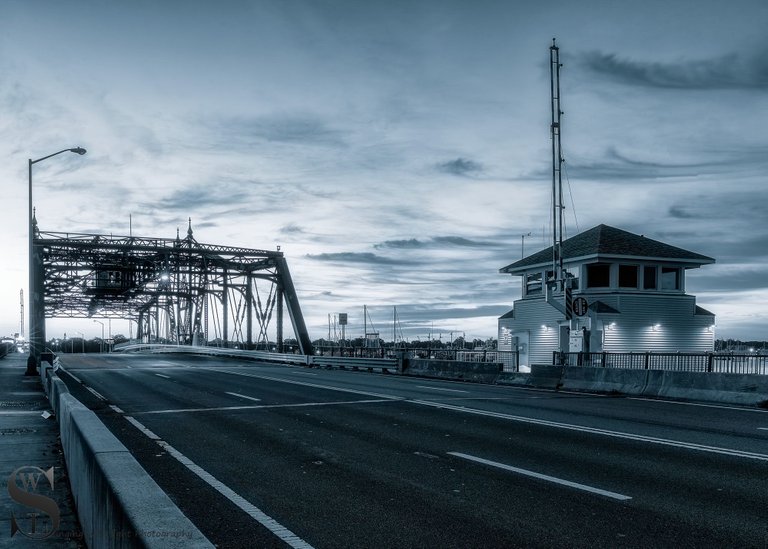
[225,392,261,402]
[448,451,632,501]
[208,369,768,461]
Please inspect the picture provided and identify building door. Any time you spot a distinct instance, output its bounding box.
[517,331,530,372]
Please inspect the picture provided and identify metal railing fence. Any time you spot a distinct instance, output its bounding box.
[555,351,768,375]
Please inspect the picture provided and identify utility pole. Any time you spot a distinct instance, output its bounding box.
[19,289,24,339]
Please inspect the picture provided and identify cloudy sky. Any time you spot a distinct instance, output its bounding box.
[1,0,767,342]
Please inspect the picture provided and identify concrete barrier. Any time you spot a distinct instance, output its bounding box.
[652,371,768,406]
[561,367,648,395]
[556,366,768,407]
[527,364,565,390]
[42,365,212,548]
[404,359,501,383]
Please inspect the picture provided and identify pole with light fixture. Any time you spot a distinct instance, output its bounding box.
[93,320,105,353]
[27,147,87,375]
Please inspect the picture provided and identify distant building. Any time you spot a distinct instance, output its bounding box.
[498,224,716,368]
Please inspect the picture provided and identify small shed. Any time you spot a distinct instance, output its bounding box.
[498,224,715,368]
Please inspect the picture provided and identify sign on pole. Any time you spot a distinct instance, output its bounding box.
[572,297,588,317]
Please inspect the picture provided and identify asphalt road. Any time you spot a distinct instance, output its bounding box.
[57,353,768,548]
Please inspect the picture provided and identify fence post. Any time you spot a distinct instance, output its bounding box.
[707,353,713,373]
[601,352,606,368]
[644,352,650,370]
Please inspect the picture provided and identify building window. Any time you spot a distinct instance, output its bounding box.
[586,264,611,288]
[661,267,680,290]
[525,272,542,296]
[618,265,638,288]
[565,267,579,290]
[643,266,657,290]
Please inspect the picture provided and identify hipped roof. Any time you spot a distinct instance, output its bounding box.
[500,224,714,275]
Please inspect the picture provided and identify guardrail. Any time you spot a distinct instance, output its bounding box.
[312,355,398,373]
[556,351,768,375]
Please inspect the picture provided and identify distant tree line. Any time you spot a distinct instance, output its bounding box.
[715,339,768,352]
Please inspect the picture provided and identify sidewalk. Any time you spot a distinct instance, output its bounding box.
[0,354,83,547]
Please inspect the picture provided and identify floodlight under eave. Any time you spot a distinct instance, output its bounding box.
[70,147,87,155]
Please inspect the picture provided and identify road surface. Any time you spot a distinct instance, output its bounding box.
[58,353,768,548]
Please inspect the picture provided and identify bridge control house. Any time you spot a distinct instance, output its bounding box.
[498,224,716,368]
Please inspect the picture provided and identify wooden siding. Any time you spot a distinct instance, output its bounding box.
[598,294,714,352]
[498,292,715,362]
[499,298,562,365]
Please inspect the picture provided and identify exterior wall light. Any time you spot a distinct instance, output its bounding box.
[652,323,661,331]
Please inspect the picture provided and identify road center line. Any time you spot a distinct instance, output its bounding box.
[211,368,404,400]
[123,415,314,548]
[448,451,632,501]
[134,398,394,416]
[206,368,768,462]
[414,400,768,462]
[416,385,469,394]
[154,373,171,379]
[627,397,768,413]
[225,392,261,402]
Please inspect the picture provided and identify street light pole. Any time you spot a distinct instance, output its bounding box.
[93,320,105,353]
[27,147,86,375]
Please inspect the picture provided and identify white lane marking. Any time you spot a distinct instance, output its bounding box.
[416,385,469,394]
[212,369,403,400]
[154,373,171,379]
[226,392,261,402]
[109,405,125,414]
[124,416,161,440]
[135,398,393,416]
[758,428,768,431]
[208,369,768,462]
[628,397,768,413]
[124,416,314,549]
[448,452,632,501]
[413,400,768,462]
[86,386,106,401]
[0,411,43,416]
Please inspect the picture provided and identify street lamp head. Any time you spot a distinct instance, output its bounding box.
[70,147,87,155]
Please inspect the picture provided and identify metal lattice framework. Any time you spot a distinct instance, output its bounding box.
[33,221,312,354]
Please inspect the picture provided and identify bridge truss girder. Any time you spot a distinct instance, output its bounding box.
[34,224,313,354]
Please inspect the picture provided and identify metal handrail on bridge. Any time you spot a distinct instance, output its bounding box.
[114,343,400,371]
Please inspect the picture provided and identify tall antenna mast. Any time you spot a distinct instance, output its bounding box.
[550,38,564,285]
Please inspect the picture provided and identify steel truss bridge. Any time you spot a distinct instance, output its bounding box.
[31,221,312,355]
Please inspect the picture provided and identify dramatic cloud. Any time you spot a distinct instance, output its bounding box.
[305,252,414,266]
[436,158,483,176]
[1,1,766,341]
[204,113,347,148]
[375,236,501,249]
[579,50,768,90]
